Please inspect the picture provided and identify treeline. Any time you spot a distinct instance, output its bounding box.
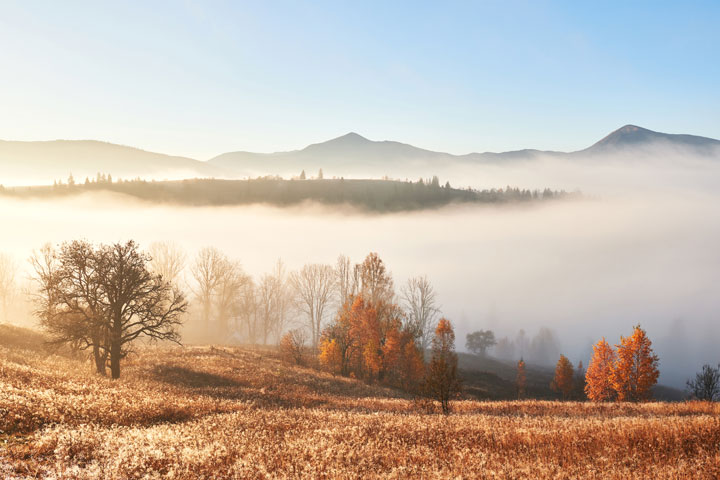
[2,175,578,211]
[28,240,463,411]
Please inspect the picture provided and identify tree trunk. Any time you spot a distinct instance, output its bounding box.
[110,338,121,379]
[93,343,106,376]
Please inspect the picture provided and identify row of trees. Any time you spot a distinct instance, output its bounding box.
[9,177,576,212]
[27,241,446,381]
[173,247,442,354]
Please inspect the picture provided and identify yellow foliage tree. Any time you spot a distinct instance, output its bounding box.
[612,325,660,402]
[550,354,575,400]
[319,338,342,373]
[585,337,617,402]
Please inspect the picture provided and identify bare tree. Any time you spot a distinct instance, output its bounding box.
[98,241,187,378]
[256,273,278,345]
[31,241,109,373]
[32,240,187,379]
[687,364,720,401]
[290,264,335,349]
[190,247,227,334]
[401,275,440,353]
[270,260,291,343]
[334,255,357,308]
[0,253,18,323]
[237,279,258,343]
[215,260,249,340]
[148,241,186,286]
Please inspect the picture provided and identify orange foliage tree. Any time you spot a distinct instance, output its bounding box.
[516,358,527,399]
[585,337,617,402]
[612,325,660,402]
[319,294,423,390]
[550,354,575,400]
[425,318,461,414]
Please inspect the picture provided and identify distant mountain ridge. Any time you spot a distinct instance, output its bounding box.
[583,124,720,154]
[1,125,718,184]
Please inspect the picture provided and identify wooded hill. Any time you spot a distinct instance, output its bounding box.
[0,177,576,211]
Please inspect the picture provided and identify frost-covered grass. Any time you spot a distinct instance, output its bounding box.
[1,329,718,479]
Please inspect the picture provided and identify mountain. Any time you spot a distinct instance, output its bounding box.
[210,125,720,178]
[583,124,720,155]
[2,125,718,185]
[209,132,458,178]
[0,139,221,185]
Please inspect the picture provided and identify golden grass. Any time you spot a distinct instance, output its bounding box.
[1,331,718,479]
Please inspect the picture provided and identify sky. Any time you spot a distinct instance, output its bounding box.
[1,0,719,159]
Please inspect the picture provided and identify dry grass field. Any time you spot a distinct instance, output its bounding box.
[1,324,719,479]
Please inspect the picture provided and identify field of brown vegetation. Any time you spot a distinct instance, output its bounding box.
[1,324,719,479]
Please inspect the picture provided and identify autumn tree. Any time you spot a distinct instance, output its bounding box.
[400,275,440,354]
[357,252,394,308]
[320,296,364,376]
[425,318,460,414]
[320,294,423,390]
[686,364,720,401]
[280,328,307,365]
[466,329,496,357]
[585,337,617,402]
[612,325,660,402]
[291,263,335,349]
[550,354,575,400]
[516,358,527,399]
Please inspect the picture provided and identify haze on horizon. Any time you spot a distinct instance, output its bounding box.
[2,148,720,389]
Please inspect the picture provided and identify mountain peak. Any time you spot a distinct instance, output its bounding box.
[331,132,370,143]
[587,124,720,152]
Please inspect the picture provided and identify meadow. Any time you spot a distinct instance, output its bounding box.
[1,324,718,479]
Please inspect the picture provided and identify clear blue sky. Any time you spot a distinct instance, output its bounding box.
[1,1,718,159]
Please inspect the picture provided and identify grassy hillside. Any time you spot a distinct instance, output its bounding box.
[1,324,718,479]
[1,177,573,212]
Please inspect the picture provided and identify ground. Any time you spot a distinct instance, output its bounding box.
[1,324,718,479]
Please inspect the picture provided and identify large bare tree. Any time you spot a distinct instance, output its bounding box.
[32,240,187,379]
[401,275,440,353]
[99,241,187,378]
[290,264,335,349]
[31,241,109,373]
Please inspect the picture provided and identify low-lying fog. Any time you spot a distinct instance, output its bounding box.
[1,153,719,389]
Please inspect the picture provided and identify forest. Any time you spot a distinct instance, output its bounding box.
[0,174,576,211]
